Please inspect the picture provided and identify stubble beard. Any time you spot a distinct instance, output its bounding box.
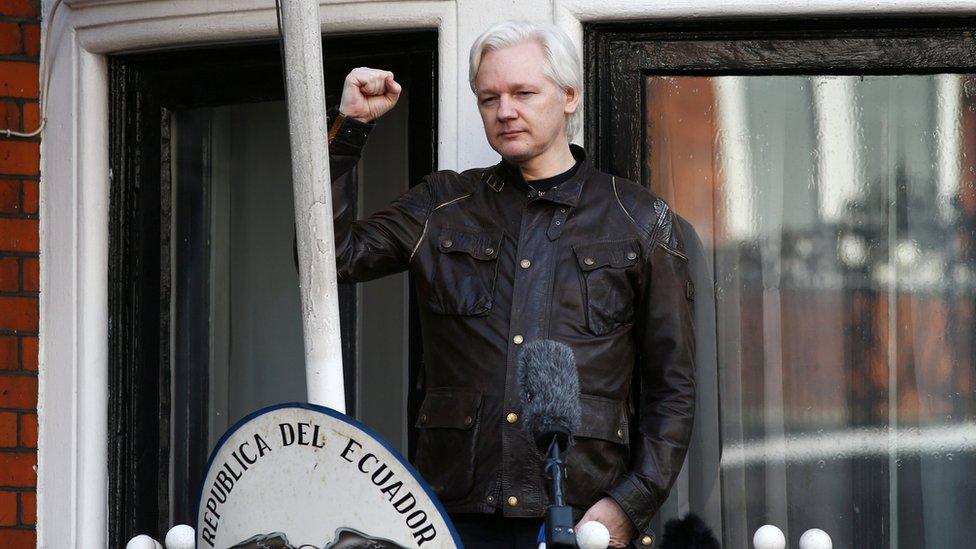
[492,135,543,166]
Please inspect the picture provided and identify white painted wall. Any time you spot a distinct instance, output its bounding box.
[38,0,976,546]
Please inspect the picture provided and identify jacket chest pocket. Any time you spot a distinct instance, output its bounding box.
[574,239,640,335]
[425,227,502,316]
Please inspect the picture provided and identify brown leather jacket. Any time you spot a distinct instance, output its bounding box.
[327,113,696,546]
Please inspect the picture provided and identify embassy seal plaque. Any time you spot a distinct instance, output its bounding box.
[196,403,461,548]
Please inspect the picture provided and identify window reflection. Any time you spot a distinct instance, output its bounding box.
[645,74,976,548]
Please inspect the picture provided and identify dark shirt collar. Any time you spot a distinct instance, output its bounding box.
[502,155,580,192]
[490,144,590,207]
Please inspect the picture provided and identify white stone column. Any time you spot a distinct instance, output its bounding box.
[279,0,345,411]
[812,76,863,223]
[714,76,757,241]
[935,73,962,223]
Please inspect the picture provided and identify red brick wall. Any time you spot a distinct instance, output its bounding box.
[0,0,40,547]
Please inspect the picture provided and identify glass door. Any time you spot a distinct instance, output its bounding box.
[591,21,976,549]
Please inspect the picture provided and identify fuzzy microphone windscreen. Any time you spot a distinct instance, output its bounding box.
[517,339,581,452]
[659,513,722,549]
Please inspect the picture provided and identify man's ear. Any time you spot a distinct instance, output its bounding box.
[563,86,581,115]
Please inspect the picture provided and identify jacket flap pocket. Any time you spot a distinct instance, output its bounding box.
[416,388,484,430]
[576,394,629,444]
[438,228,502,261]
[573,239,640,272]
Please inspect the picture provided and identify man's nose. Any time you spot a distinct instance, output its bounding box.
[497,96,517,120]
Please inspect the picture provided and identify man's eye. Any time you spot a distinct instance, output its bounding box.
[480,97,497,105]
[517,91,534,96]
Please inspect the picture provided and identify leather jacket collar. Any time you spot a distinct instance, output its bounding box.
[489,144,590,207]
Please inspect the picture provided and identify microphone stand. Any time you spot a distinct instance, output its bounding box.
[543,436,577,548]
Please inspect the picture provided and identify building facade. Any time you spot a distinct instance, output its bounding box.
[0,0,974,547]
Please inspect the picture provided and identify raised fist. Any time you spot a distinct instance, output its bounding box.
[338,67,402,123]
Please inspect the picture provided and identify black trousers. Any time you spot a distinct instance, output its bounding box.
[450,512,543,548]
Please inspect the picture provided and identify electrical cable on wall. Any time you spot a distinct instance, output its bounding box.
[3,0,290,140]
[1,0,64,139]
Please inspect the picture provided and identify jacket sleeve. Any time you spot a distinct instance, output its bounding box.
[606,206,697,545]
[324,108,433,283]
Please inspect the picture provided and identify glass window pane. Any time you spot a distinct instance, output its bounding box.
[645,74,976,548]
[167,98,413,521]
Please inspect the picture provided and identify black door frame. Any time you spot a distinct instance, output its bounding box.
[108,31,437,546]
[586,17,976,183]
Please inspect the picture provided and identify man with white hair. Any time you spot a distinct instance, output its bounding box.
[324,20,696,548]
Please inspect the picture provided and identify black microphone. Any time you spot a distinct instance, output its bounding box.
[517,339,582,453]
[517,339,581,548]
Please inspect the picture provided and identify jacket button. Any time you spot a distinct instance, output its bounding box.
[641,535,653,546]
[420,414,428,424]
[584,257,595,266]
[442,239,453,248]
[520,259,531,269]
[464,416,474,426]
[506,412,518,424]
[507,496,519,507]
[513,335,524,344]
[485,247,495,255]
[627,251,637,260]
[617,428,624,439]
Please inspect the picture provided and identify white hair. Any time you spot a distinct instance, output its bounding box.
[468,20,583,140]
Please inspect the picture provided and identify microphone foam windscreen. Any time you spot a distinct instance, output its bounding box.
[517,339,581,444]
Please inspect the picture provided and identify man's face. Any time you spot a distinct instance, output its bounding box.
[474,41,579,164]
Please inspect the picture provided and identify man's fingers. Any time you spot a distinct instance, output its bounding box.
[350,68,398,96]
[386,74,402,94]
[362,76,386,95]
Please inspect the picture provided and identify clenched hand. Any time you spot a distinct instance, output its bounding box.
[576,497,636,548]
[338,67,402,123]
